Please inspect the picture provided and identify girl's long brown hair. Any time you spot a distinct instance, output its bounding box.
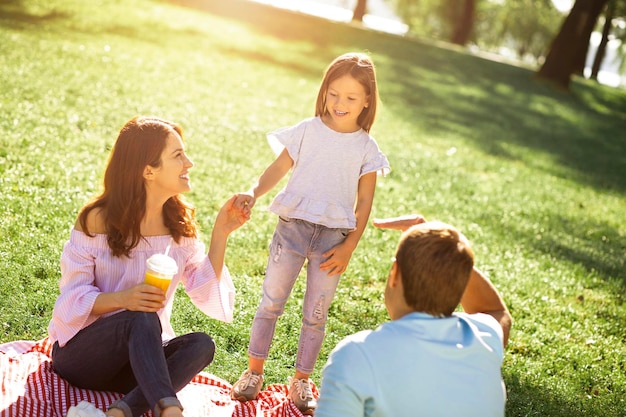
[79,116,197,257]
[315,52,379,133]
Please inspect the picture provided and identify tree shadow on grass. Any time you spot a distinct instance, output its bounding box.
[379,42,626,194]
[533,217,625,287]
[504,373,607,417]
[506,210,625,300]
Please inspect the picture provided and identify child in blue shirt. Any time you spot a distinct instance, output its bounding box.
[316,216,512,417]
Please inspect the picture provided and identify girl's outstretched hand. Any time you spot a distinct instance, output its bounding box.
[214,194,251,235]
[234,193,256,218]
[372,214,426,232]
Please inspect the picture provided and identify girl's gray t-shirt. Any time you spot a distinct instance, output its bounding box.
[267,116,390,230]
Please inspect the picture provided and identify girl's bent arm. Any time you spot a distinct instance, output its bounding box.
[250,148,293,200]
[345,172,377,250]
[321,172,377,274]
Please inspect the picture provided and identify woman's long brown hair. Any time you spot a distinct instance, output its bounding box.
[79,116,197,257]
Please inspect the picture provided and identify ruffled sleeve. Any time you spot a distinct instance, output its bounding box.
[266,118,310,160]
[361,138,391,177]
[48,236,105,347]
[179,239,235,324]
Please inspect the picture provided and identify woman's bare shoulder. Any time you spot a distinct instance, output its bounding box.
[74,206,106,234]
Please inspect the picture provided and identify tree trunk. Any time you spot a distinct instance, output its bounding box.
[571,0,608,76]
[536,0,608,90]
[590,0,616,80]
[450,0,476,45]
[352,0,367,22]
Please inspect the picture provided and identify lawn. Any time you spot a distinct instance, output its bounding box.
[1,0,625,415]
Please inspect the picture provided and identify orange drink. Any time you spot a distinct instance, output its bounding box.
[145,253,178,293]
[145,271,173,292]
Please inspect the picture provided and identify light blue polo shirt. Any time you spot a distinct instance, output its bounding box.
[316,312,506,417]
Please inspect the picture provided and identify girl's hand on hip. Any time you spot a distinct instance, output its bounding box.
[321,243,353,275]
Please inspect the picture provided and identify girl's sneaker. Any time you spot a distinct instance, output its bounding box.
[231,369,264,401]
[288,377,317,415]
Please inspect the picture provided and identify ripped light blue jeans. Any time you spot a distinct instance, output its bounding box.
[248,216,349,374]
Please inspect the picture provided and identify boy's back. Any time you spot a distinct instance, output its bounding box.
[316,311,506,417]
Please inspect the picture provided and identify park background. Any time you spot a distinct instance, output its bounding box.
[0,0,625,416]
[276,0,626,89]
[252,0,626,88]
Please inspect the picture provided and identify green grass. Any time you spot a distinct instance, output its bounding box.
[1,0,625,415]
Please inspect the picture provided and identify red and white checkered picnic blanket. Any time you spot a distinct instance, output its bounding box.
[0,338,317,417]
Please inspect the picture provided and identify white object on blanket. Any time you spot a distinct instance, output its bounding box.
[0,339,36,356]
[66,401,107,417]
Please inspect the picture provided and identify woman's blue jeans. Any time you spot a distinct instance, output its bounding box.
[51,310,215,417]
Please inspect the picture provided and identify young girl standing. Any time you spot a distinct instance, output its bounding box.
[231,52,390,414]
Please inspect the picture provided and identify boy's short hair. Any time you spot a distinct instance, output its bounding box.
[395,222,474,316]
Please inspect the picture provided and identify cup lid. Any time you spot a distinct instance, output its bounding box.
[146,253,178,276]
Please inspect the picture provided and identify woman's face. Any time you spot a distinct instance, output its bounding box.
[146,131,194,198]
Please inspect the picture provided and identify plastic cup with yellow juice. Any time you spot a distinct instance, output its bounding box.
[145,253,178,292]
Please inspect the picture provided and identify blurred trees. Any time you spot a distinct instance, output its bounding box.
[352,0,367,22]
[477,0,563,61]
[450,0,476,45]
[589,0,626,81]
[537,0,608,89]
[390,0,624,90]
[590,0,617,79]
[390,0,479,45]
[391,0,563,60]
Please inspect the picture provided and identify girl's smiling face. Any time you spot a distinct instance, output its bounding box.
[322,74,369,133]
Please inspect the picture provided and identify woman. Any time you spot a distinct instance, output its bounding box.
[48,116,249,417]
